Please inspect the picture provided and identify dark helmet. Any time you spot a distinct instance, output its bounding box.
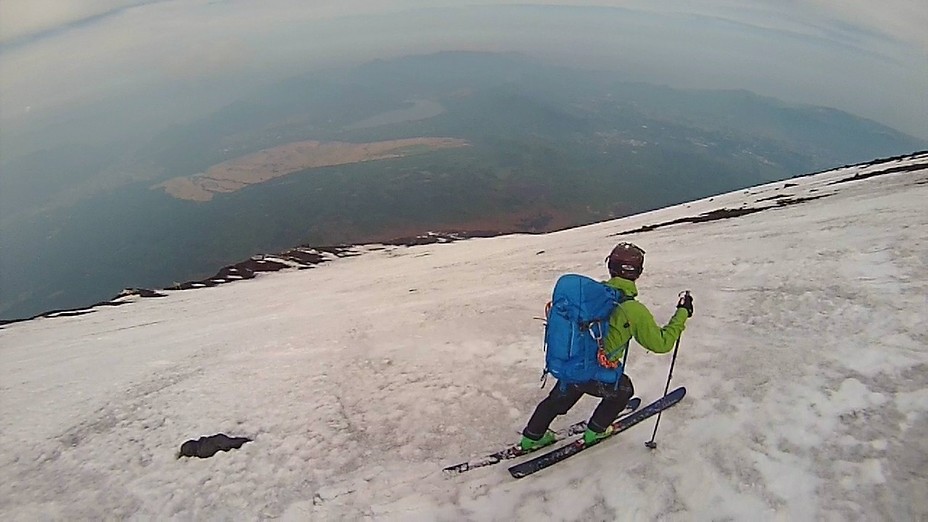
[606,242,645,280]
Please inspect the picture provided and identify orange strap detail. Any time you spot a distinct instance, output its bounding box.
[597,348,621,369]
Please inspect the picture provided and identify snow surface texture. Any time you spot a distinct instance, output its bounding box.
[2,154,927,520]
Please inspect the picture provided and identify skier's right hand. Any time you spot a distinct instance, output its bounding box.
[676,291,693,317]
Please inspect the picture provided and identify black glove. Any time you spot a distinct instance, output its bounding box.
[676,291,693,317]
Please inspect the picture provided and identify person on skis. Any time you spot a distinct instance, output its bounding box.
[519,242,693,450]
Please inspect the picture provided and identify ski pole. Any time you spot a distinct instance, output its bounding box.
[645,300,685,449]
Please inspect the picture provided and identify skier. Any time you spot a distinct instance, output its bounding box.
[519,242,693,450]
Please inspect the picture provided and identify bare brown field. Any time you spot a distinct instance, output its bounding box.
[153,137,469,201]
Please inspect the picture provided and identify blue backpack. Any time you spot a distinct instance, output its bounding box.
[543,274,631,388]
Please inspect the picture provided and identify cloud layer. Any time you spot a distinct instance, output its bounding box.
[1,0,925,146]
[3,1,926,50]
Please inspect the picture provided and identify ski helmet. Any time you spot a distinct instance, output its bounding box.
[606,242,645,280]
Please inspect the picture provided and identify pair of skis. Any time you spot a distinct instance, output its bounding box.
[443,387,686,479]
[442,397,642,475]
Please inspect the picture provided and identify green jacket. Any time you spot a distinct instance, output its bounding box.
[601,277,688,362]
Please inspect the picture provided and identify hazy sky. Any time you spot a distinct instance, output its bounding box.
[1,0,926,147]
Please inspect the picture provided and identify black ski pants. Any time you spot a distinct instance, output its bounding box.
[523,374,634,439]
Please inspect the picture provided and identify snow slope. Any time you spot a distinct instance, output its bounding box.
[1,153,926,520]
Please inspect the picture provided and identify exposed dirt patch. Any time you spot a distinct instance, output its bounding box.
[793,151,928,180]
[0,288,168,326]
[153,138,470,201]
[164,245,359,291]
[612,195,830,236]
[755,193,796,203]
[826,161,928,186]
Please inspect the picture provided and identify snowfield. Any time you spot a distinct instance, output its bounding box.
[1,153,926,520]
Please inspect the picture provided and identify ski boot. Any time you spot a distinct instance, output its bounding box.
[520,430,556,451]
[583,425,614,445]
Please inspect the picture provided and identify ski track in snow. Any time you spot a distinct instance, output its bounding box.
[1,154,927,520]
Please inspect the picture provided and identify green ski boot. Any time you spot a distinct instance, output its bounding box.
[520,430,557,451]
[583,425,614,445]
